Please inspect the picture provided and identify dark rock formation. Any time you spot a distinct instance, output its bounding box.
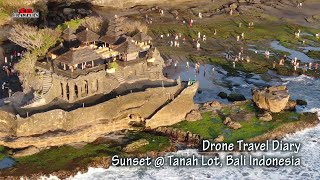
[227,93,246,102]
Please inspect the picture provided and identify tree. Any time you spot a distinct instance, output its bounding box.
[8,24,60,55]
[82,16,103,34]
[8,24,44,51]
[122,20,148,35]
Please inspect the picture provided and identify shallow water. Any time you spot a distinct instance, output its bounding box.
[0,157,15,169]
[270,41,315,63]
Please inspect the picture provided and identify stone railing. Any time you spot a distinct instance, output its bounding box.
[54,64,106,78]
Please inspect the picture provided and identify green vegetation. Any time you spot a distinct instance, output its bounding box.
[7,144,120,175]
[108,61,119,70]
[307,50,320,59]
[173,102,306,143]
[57,19,84,31]
[126,132,171,153]
[1,132,170,176]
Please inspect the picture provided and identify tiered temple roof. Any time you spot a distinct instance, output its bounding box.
[99,35,118,45]
[115,39,141,54]
[61,28,77,41]
[132,32,152,42]
[76,28,100,43]
[55,47,101,65]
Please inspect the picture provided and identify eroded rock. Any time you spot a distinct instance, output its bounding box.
[258,112,273,122]
[185,109,202,122]
[123,139,149,153]
[252,86,290,113]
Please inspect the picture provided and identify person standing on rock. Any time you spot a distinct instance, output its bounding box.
[189,19,193,27]
[196,41,201,50]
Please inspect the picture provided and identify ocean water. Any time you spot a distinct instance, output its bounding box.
[42,74,320,180]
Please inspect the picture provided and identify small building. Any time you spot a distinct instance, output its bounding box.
[131,32,153,51]
[53,47,105,78]
[76,28,100,46]
[115,39,141,61]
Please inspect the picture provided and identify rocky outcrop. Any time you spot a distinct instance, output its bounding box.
[123,139,149,153]
[146,82,199,129]
[0,82,198,149]
[203,101,222,109]
[258,112,273,122]
[185,109,202,121]
[296,99,307,106]
[252,86,290,113]
[223,117,242,130]
[227,93,246,102]
[151,126,201,146]
[213,135,224,142]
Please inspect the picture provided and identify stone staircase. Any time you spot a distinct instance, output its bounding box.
[115,71,126,84]
[22,72,53,108]
[41,73,53,95]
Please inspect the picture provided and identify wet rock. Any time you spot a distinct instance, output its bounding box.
[223,117,242,129]
[185,109,202,121]
[229,111,255,122]
[203,101,222,109]
[252,86,289,113]
[285,100,297,111]
[228,121,242,130]
[227,93,246,102]
[214,135,224,142]
[223,117,232,125]
[13,146,41,157]
[296,99,307,106]
[258,112,273,122]
[123,139,149,153]
[63,8,75,15]
[218,92,228,99]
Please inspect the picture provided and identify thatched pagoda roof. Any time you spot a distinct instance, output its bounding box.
[132,32,152,42]
[76,28,99,43]
[115,40,140,54]
[55,47,101,65]
[63,28,75,34]
[61,33,77,41]
[99,35,118,45]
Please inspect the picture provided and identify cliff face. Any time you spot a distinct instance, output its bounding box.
[0,82,198,150]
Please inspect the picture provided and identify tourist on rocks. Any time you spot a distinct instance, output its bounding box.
[186,61,190,69]
[230,9,233,16]
[246,56,250,63]
[196,41,201,50]
[316,33,319,39]
[315,63,319,70]
[303,64,308,73]
[309,62,313,70]
[296,62,300,68]
[160,34,164,39]
[183,37,186,43]
[241,32,245,39]
[214,29,217,35]
[203,35,206,41]
[167,33,170,37]
[237,36,240,41]
[198,32,201,39]
[273,61,276,69]
[189,19,194,27]
[177,42,180,48]
[294,65,297,71]
[239,22,242,28]
[195,62,200,74]
[175,34,179,40]
[174,61,178,69]
[170,41,173,47]
[198,12,202,19]
[233,61,236,68]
